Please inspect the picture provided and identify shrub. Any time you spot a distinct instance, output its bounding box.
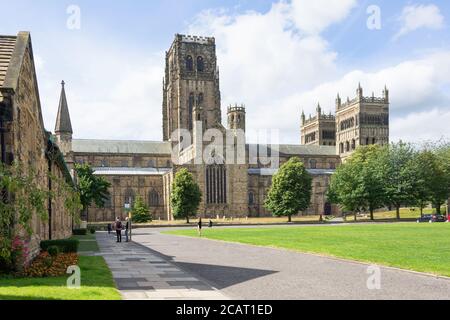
[40,239,79,253]
[89,228,96,234]
[47,246,59,257]
[72,229,87,235]
[23,252,78,278]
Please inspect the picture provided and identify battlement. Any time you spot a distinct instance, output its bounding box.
[176,34,215,45]
[303,113,335,126]
[228,104,246,113]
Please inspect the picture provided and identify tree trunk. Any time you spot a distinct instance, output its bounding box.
[420,206,423,218]
[436,203,441,215]
[186,216,190,224]
[288,215,292,223]
[354,212,357,221]
[370,209,374,221]
[396,205,400,220]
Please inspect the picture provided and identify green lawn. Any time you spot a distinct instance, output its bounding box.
[70,234,99,252]
[166,223,450,277]
[0,256,121,300]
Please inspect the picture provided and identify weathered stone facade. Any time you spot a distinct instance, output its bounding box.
[1,32,75,260]
[52,34,390,222]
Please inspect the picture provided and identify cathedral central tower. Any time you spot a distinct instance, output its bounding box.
[162,34,222,142]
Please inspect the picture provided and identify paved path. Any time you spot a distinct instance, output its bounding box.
[132,228,450,300]
[96,232,228,300]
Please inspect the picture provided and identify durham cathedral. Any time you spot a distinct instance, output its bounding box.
[51,34,390,222]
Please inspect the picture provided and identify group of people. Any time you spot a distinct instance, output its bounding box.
[107,217,130,243]
[197,218,213,237]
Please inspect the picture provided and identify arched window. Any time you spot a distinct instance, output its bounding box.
[372,137,376,144]
[149,190,160,206]
[186,55,193,71]
[340,143,344,154]
[188,93,195,130]
[366,137,370,145]
[248,192,255,206]
[197,56,204,72]
[166,160,171,168]
[346,141,350,152]
[310,159,317,169]
[124,189,135,207]
[351,139,356,150]
[197,93,204,106]
[104,193,112,208]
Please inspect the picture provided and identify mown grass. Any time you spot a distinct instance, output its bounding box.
[166,223,450,277]
[70,234,99,252]
[0,256,121,300]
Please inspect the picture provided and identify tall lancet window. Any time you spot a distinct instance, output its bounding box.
[186,55,193,71]
[206,165,227,204]
[188,93,195,131]
[197,56,204,72]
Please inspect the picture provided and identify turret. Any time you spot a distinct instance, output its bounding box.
[357,82,363,99]
[227,104,246,132]
[336,93,341,110]
[54,80,73,157]
[301,110,306,125]
[383,85,389,103]
[316,102,322,116]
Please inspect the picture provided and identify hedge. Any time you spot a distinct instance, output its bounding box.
[72,229,88,235]
[40,239,79,253]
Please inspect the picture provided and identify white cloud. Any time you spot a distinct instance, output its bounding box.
[394,4,445,40]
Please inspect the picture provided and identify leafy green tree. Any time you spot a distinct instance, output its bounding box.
[171,168,202,223]
[381,142,417,219]
[132,196,152,223]
[75,164,111,222]
[328,145,385,220]
[265,157,312,222]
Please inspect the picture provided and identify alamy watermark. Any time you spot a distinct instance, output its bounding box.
[67,5,81,30]
[366,265,381,290]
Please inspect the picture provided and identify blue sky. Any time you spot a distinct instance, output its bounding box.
[1,0,449,143]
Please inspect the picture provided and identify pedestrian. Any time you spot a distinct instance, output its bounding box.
[107,223,112,235]
[198,218,203,237]
[125,217,130,242]
[209,220,213,228]
[115,217,123,243]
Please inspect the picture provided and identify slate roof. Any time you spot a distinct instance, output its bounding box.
[0,35,17,88]
[55,81,73,134]
[72,139,172,155]
[247,144,337,156]
[93,167,171,176]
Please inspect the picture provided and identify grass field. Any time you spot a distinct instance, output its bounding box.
[166,223,450,277]
[70,234,99,252]
[0,256,121,300]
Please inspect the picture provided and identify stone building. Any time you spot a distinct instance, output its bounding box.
[0,32,75,260]
[53,33,392,222]
[300,84,390,161]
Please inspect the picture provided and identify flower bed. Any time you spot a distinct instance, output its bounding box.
[23,252,78,278]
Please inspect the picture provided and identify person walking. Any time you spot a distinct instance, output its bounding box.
[124,217,130,242]
[198,218,203,237]
[115,217,123,243]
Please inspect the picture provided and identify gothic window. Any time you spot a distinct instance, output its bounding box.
[248,192,255,206]
[346,141,350,152]
[188,93,195,130]
[166,160,171,168]
[149,190,160,206]
[186,55,193,71]
[352,139,356,150]
[310,159,317,169]
[366,137,370,145]
[339,143,344,154]
[197,56,205,72]
[329,162,336,169]
[104,194,112,208]
[206,165,227,204]
[197,93,204,106]
[372,137,376,144]
[124,189,135,207]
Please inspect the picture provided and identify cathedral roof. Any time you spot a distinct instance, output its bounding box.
[93,167,171,176]
[0,35,17,88]
[72,139,172,155]
[55,80,73,134]
[247,144,337,157]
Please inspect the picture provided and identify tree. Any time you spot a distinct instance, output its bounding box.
[75,164,111,222]
[171,168,202,223]
[265,157,312,222]
[381,142,417,219]
[328,145,385,220]
[132,196,152,223]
